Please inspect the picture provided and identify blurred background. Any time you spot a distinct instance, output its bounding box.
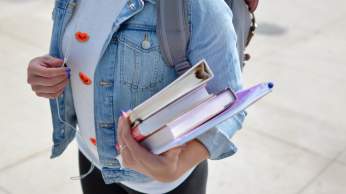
[0,0,345,193]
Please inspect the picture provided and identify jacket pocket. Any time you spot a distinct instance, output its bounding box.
[116,26,169,90]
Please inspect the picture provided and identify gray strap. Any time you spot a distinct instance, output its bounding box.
[224,0,252,70]
[157,0,191,76]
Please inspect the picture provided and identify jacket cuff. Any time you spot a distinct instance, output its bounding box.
[196,111,246,160]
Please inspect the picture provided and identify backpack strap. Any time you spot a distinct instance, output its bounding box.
[157,0,191,76]
[224,0,253,70]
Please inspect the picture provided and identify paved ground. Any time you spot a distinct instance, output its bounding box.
[0,0,345,193]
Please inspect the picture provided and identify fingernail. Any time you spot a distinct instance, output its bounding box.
[115,144,120,151]
[65,69,71,79]
[121,110,128,117]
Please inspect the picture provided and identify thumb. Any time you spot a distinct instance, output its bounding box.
[43,55,64,68]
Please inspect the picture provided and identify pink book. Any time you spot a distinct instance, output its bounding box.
[141,89,236,149]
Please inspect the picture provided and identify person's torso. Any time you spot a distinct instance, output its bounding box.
[50,0,187,187]
[49,0,243,186]
[60,0,194,192]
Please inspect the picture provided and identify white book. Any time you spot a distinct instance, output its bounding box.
[141,89,236,150]
[128,59,214,126]
[132,86,212,141]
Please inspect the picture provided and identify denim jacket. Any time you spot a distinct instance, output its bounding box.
[49,0,246,184]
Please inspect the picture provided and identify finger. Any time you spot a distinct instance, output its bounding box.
[119,115,158,164]
[118,112,131,144]
[42,55,65,68]
[30,62,68,78]
[34,79,67,99]
[35,91,62,99]
[116,113,133,158]
[55,86,65,97]
[118,115,134,152]
[117,116,141,168]
[118,115,143,153]
[116,110,134,151]
[119,115,142,151]
[30,73,67,87]
[116,115,125,151]
[52,86,66,98]
[120,146,137,168]
[31,78,68,93]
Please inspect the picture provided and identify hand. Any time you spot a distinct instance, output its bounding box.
[27,55,70,99]
[117,111,185,182]
[245,0,259,12]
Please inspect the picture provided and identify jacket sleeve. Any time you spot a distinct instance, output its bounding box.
[187,0,247,160]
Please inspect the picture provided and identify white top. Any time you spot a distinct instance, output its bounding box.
[61,0,193,193]
[62,0,126,169]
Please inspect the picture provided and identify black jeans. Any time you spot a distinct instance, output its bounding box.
[79,151,208,194]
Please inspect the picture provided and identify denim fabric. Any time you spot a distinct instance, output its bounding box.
[48,0,246,184]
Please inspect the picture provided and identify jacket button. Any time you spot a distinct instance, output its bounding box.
[141,40,151,49]
[141,33,151,49]
[99,80,113,87]
[99,122,113,128]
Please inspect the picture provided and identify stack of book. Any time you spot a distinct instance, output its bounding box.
[128,59,273,154]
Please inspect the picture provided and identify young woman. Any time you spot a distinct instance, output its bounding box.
[27,0,257,193]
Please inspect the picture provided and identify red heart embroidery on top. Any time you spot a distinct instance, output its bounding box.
[79,72,92,85]
[75,32,90,42]
[90,137,97,146]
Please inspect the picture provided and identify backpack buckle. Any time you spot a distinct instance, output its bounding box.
[174,61,192,76]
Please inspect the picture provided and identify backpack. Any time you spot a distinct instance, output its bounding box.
[156,0,256,76]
